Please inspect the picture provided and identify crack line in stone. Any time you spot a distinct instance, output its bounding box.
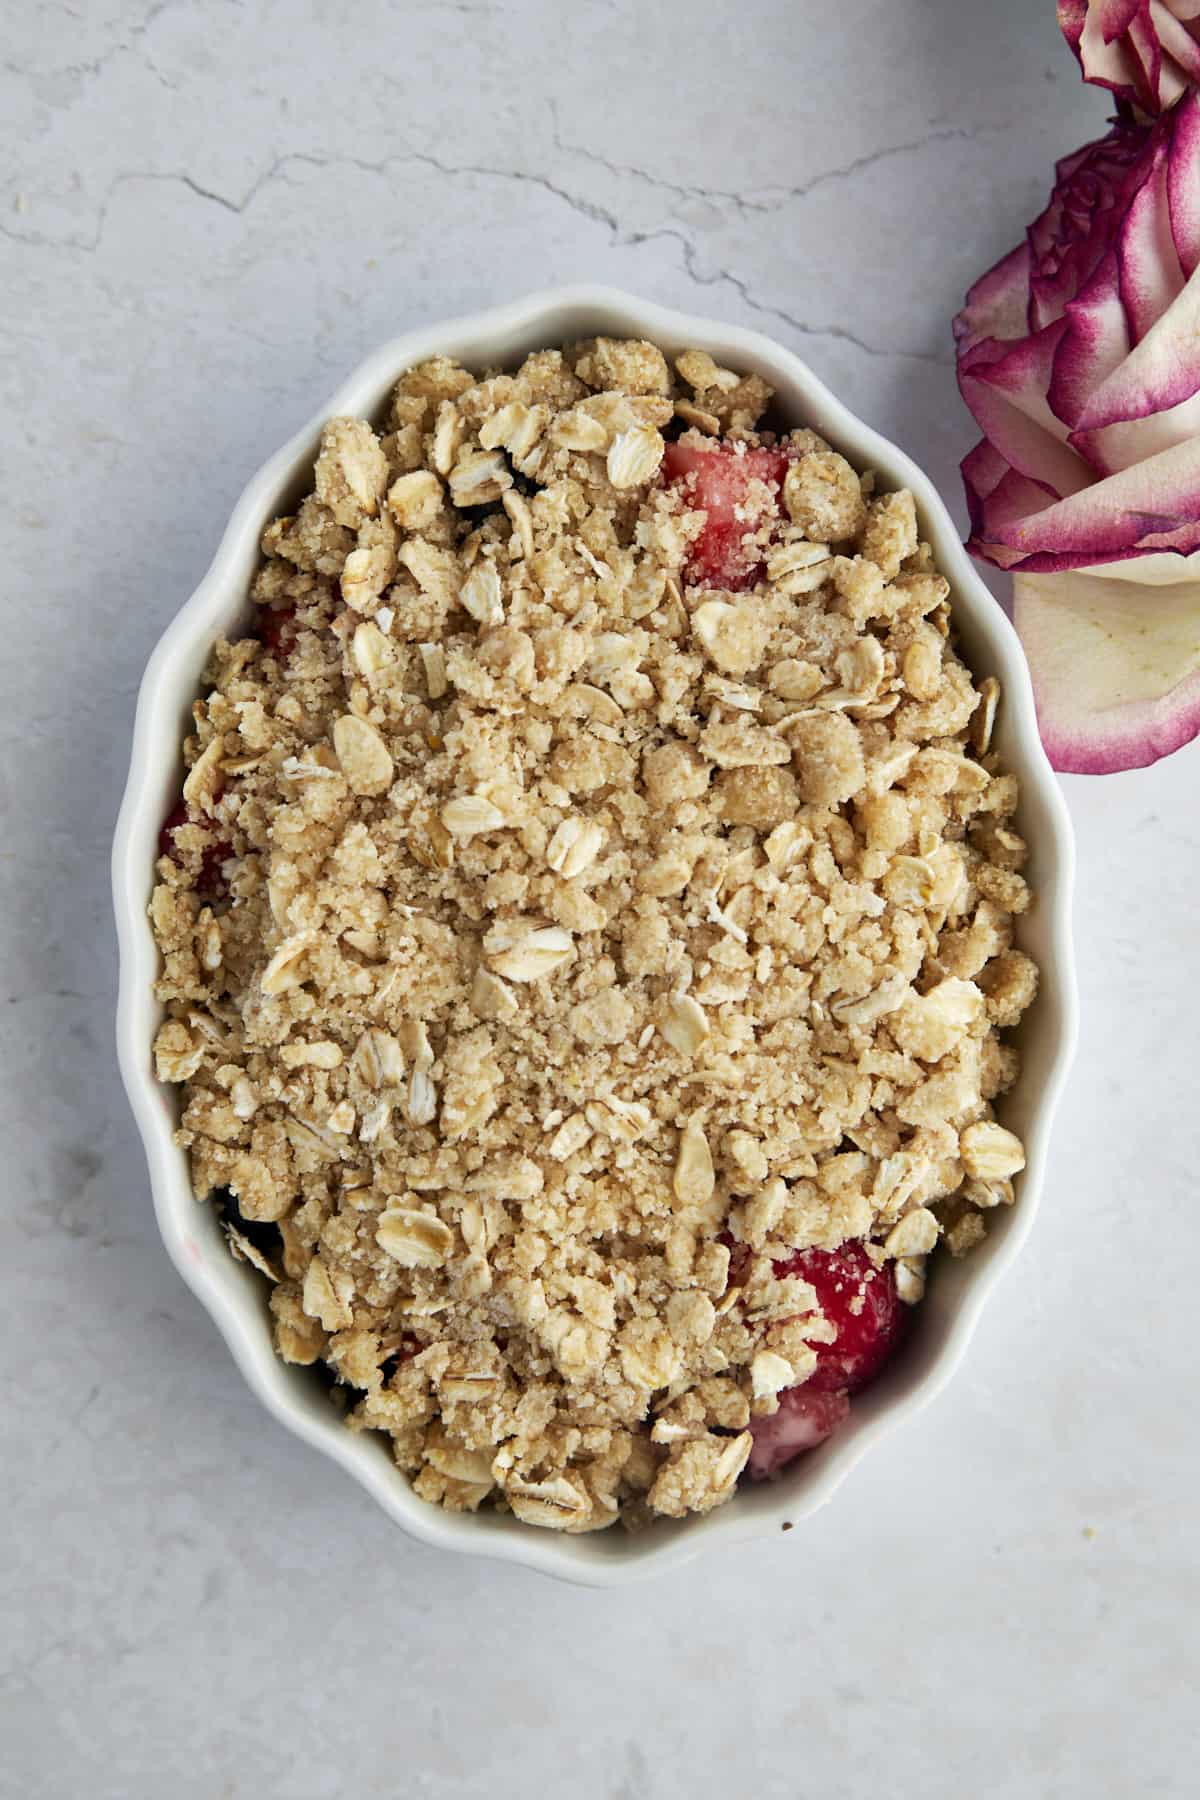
[1,147,952,361]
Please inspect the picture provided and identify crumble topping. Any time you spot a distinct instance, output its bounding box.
[150,337,1038,1531]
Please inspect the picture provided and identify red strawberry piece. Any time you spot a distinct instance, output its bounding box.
[257,603,297,659]
[662,440,789,591]
[746,1386,850,1480]
[774,1243,906,1395]
[158,800,232,900]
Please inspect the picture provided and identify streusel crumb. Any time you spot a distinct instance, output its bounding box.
[151,337,1037,1531]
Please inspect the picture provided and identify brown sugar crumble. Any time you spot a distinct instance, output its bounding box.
[150,336,1037,1532]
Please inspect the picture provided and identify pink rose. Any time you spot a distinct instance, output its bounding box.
[1059,0,1200,116]
[954,93,1200,772]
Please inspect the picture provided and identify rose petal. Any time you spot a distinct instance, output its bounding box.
[1094,0,1145,29]
[1157,0,1200,64]
[1073,270,1200,431]
[1151,0,1200,99]
[1073,387,1200,478]
[1128,8,1170,106]
[958,93,1200,606]
[1048,252,1132,431]
[963,443,1063,570]
[1117,143,1183,343]
[1055,0,1087,46]
[1028,126,1149,331]
[954,243,1034,353]
[1168,87,1200,276]
[1061,0,1200,111]
[961,440,1011,546]
[958,321,1093,495]
[1071,0,1151,99]
[1014,565,1200,770]
[987,430,1200,562]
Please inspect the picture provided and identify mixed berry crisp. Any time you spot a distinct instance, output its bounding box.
[150,336,1037,1531]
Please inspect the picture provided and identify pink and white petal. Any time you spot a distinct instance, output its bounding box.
[958,322,1069,428]
[1005,520,1200,572]
[1075,0,1157,105]
[963,441,1038,546]
[1149,2,1200,102]
[1030,200,1111,331]
[1014,566,1200,771]
[1090,0,1144,29]
[954,243,1033,352]
[1087,0,1145,44]
[1057,0,1088,51]
[1154,0,1200,66]
[961,438,1011,507]
[1027,124,1152,328]
[966,392,1090,498]
[1048,252,1131,428]
[993,434,1200,560]
[1125,8,1168,108]
[1167,88,1200,277]
[1116,146,1183,340]
[963,448,1063,570]
[1071,264,1200,434]
[1152,59,1192,109]
[958,324,1093,493]
[1070,383,1200,475]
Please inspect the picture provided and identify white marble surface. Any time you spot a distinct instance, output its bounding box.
[3,2,1198,1793]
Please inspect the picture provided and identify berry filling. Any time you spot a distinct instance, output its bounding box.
[662,440,789,590]
[778,1244,906,1395]
[746,1387,850,1481]
[160,600,310,903]
[158,800,232,900]
[256,603,298,659]
[746,1243,908,1481]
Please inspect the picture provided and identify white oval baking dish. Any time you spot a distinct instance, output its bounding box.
[113,286,1077,1585]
